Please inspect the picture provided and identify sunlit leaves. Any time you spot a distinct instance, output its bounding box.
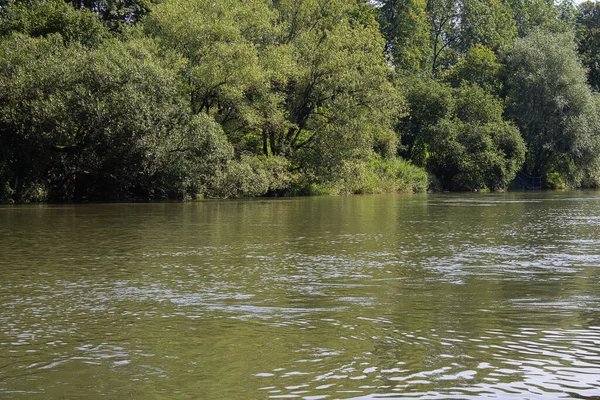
[0,0,109,46]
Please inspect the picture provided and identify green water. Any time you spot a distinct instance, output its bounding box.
[1,192,600,399]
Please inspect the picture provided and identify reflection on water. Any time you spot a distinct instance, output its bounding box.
[1,192,600,399]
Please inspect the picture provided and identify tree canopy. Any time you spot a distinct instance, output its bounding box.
[1,0,600,202]
[505,30,600,185]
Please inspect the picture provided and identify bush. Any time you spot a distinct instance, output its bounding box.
[287,180,337,197]
[210,154,295,198]
[375,157,429,193]
[293,156,428,196]
[428,118,525,191]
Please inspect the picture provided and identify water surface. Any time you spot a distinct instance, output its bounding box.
[1,192,600,399]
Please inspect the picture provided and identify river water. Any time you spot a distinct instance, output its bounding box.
[1,191,600,399]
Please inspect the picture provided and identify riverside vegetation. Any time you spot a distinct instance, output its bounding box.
[1,0,600,202]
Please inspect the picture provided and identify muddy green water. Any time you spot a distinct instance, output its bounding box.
[1,192,600,399]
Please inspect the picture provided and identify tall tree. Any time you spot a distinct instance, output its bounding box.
[148,0,402,182]
[145,0,271,118]
[427,0,460,75]
[504,30,600,185]
[399,78,524,190]
[266,0,402,174]
[0,0,108,46]
[422,0,516,75]
[505,0,574,37]
[457,0,517,53]
[447,44,502,91]
[377,0,431,72]
[0,33,233,202]
[577,0,600,91]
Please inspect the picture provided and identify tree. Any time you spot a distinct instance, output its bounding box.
[0,33,233,202]
[577,0,600,91]
[420,0,515,75]
[456,0,517,53]
[267,0,402,178]
[427,0,460,75]
[505,0,574,37]
[0,0,108,46]
[376,0,431,72]
[147,0,403,185]
[427,84,525,190]
[398,77,454,165]
[145,0,272,117]
[447,44,502,91]
[504,30,600,186]
[399,79,525,190]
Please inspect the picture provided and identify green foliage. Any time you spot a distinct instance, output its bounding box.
[0,0,109,46]
[147,0,402,184]
[398,76,454,165]
[577,1,600,91]
[3,0,600,202]
[373,156,429,193]
[376,0,575,79]
[428,117,525,191]
[66,0,156,30]
[400,80,525,190]
[0,33,233,201]
[264,0,404,182]
[423,0,515,75]
[504,30,600,186]
[212,157,271,199]
[542,153,577,189]
[377,0,431,72]
[145,0,272,118]
[426,0,460,75]
[447,44,502,91]
[291,156,428,195]
[506,0,575,37]
[211,154,295,198]
[457,0,517,52]
[287,180,337,197]
[143,113,235,200]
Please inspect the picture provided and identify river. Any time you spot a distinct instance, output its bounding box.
[1,191,600,399]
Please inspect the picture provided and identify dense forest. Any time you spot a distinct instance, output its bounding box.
[1,0,600,202]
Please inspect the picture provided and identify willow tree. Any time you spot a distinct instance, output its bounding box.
[577,0,600,92]
[505,30,600,186]
[147,0,403,183]
[145,0,271,119]
[66,0,154,30]
[376,0,431,72]
[265,0,401,174]
[0,0,108,46]
[0,33,233,202]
